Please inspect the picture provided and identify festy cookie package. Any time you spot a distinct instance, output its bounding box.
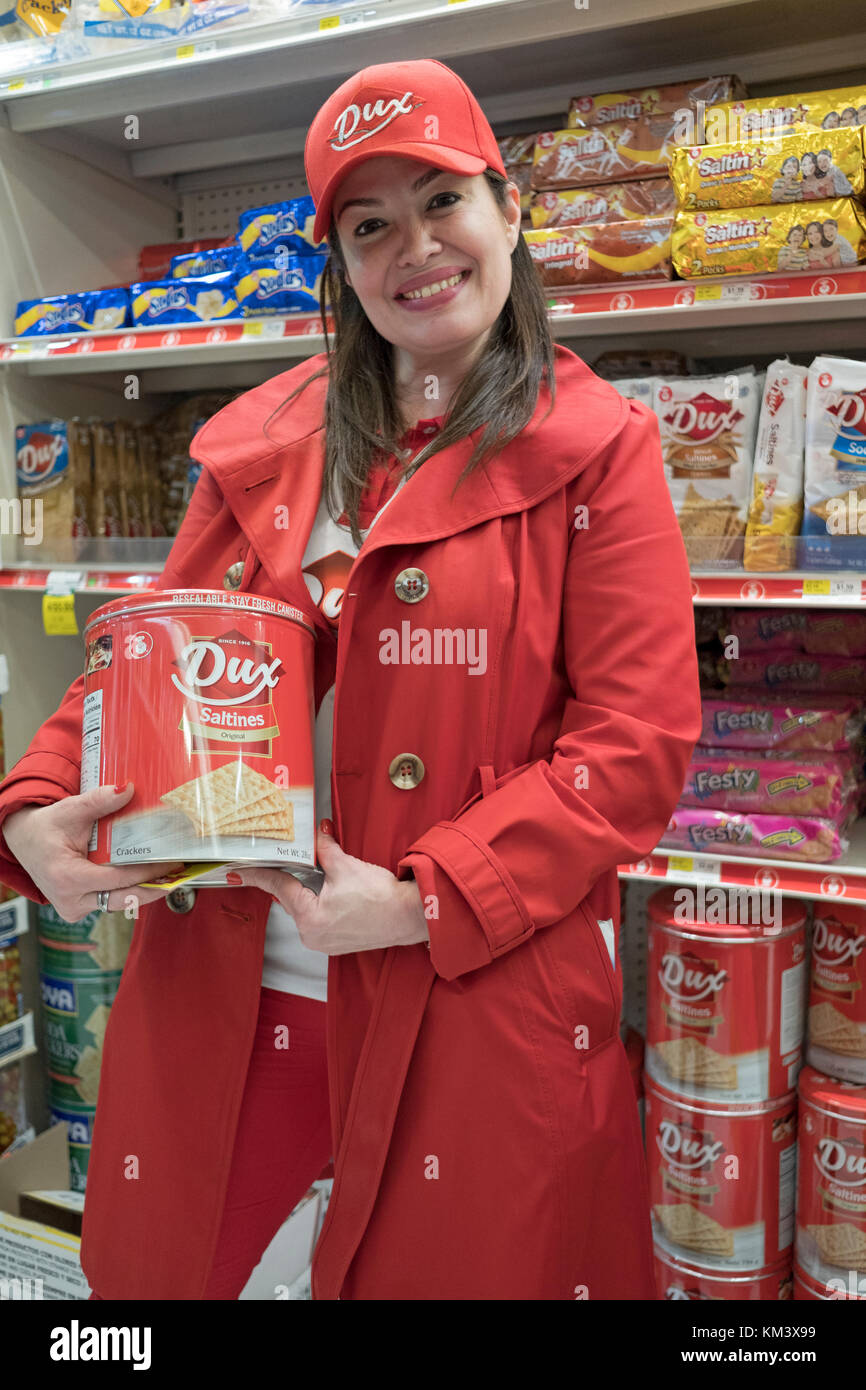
[80,591,316,884]
[802,355,866,570]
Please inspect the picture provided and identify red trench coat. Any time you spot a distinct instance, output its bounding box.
[0,343,702,1299]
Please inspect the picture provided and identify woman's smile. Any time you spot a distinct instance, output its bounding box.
[394,267,472,311]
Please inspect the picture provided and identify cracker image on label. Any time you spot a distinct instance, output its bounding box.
[806,1222,866,1271]
[654,1203,735,1256]
[656,1037,738,1089]
[809,1002,866,1055]
[160,762,295,840]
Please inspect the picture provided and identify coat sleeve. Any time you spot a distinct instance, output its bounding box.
[397,401,703,981]
[0,466,229,900]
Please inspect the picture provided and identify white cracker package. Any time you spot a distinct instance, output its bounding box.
[606,377,656,406]
[744,360,808,571]
[802,355,866,570]
[652,368,760,567]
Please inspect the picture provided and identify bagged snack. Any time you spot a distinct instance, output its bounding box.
[532,123,679,189]
[653,369,760,568]
[568,77,746,128]
[605,377,656,406]
[698,690,863,752]
[91,422,123,539]
[719,649,866,693]
[802,355,866,571]
[707,85,866,144]
[744,361,808,572]
[530,178,676,227]
[236,254,327,316]
[115,421,147,538]
[594,348,689,378]
[672,198,866,278]
[671,127,865,210]
[130,273,239,326]
[802,611,866,656]
[238,197,325,260]
[169,246,246,279]
[725,607,808,650]
[681,750,857,817]
[138,238,226,282]
[525,217,673,287]
[660,807,848,862]
[497,132,537,165]
[16,421,91,547]
[137,424,163,537]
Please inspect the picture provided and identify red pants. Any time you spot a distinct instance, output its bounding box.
[90,987,331,1300]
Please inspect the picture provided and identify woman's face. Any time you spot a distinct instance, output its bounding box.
[807,222,822,245]
[332,155,521,361]
[801,153,817,177]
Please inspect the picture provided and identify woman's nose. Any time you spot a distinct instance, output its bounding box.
[395,218,440,263]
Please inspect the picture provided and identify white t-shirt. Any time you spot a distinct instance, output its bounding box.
[261,418,443,998]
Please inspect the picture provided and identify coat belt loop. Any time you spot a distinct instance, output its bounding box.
[478,764,497,798]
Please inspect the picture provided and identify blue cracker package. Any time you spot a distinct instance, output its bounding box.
[236,255,327,316]
[238,197,326,260]
[14,289,129,337]
[802,354,866,572]
[169,246,246,279]
[130,272,239,325]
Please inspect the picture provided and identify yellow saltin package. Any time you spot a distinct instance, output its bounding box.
[672,197,866,278]
[744,361,808,572]
[672,127,865,210]
[705,85,866,143]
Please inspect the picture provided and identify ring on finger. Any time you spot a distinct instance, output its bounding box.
[96,889,110,912]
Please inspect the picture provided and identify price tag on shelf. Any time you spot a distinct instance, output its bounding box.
[319,14,340,28]
[694,285,722,302]
[45,571,83,594]
[665,856,722,884]
[802,577,863,599]
[176,41,216,60]
[42,594,78,636]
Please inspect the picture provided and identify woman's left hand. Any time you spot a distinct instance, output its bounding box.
[229,825,430,954]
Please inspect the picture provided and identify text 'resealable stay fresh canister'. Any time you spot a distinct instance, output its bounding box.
[81,591,316,874]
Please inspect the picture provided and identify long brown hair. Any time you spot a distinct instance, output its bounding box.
[266,169,556,547]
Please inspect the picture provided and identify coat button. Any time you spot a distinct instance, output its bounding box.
[394,568,429,603]
[388,753,425,789]
[223,561,244,591]
[166,886,196,914]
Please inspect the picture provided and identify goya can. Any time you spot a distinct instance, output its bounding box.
[806,904,866,1084]
[646,1075,798,1272]
[39,968,120,1108]
[646,886,807,1103]
[81,591,316,872]
[654,1248,793,1300]
[796,1065,866,1288]
[50,1105,95,1194]
[37,903,132,976]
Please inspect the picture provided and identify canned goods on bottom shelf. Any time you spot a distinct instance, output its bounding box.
[49,1104,95,1194]
[795,1065,866,1286]
[793,1261,866,1300]
[806,902,866,1086]
[37,902,133,975]
[40,969,121,1107]
[654,1247,793,1300]
[646,1075,798,1273]
[646,886,807,1104]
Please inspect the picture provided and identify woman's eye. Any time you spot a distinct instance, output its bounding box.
[353,192,461,238]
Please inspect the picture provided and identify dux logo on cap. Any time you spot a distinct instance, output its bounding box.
[329,89,425,153]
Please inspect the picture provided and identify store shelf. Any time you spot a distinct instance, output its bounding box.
[4,266,866,381]
[691,573,866,608]
[619,819,866,903]
[6,0,864,183]
[0,570,163,594]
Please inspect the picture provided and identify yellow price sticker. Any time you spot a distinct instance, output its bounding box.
[319,14,339,28]
[667,856,694,873]
[802,579,831,595]
[42,593,78,636]
[241,321,263,337]
[7,80,25,92]
[695,285,722,302]
[176,43,195,59]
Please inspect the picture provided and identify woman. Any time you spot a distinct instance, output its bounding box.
[799,151,825,200]
[777,223,809,270]
[806,218,835,268]
[0,58,701,1299]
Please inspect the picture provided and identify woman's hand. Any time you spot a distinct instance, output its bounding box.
[230,825,430,954]
[2,783,185,921]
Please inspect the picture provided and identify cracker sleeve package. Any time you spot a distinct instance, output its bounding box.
[524,218,673,287]
[652,369,760,569]
[16,421,93,546]
[706,85,866,144]
[130,273,239,326]
[660,807,848,862]
[13,289,129,337]
[718,648,866,694]
[568,76,746,127]
[802,355,866,570]
[681,750,857,818]
[671,127,865,210]
[169,246,246,279]
[91,422,123,539]
[698,689,864,753]
[531,122,680,189]
[530,179,676,227]
[605,377,657,406]
[236,254,327,316]
[672,198,866,278]
[744,361,807,572]
[238,197,326,260]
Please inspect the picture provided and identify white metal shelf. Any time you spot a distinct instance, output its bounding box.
[2,0,864,183]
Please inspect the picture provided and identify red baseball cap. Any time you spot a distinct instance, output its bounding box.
[305,58,508,244]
